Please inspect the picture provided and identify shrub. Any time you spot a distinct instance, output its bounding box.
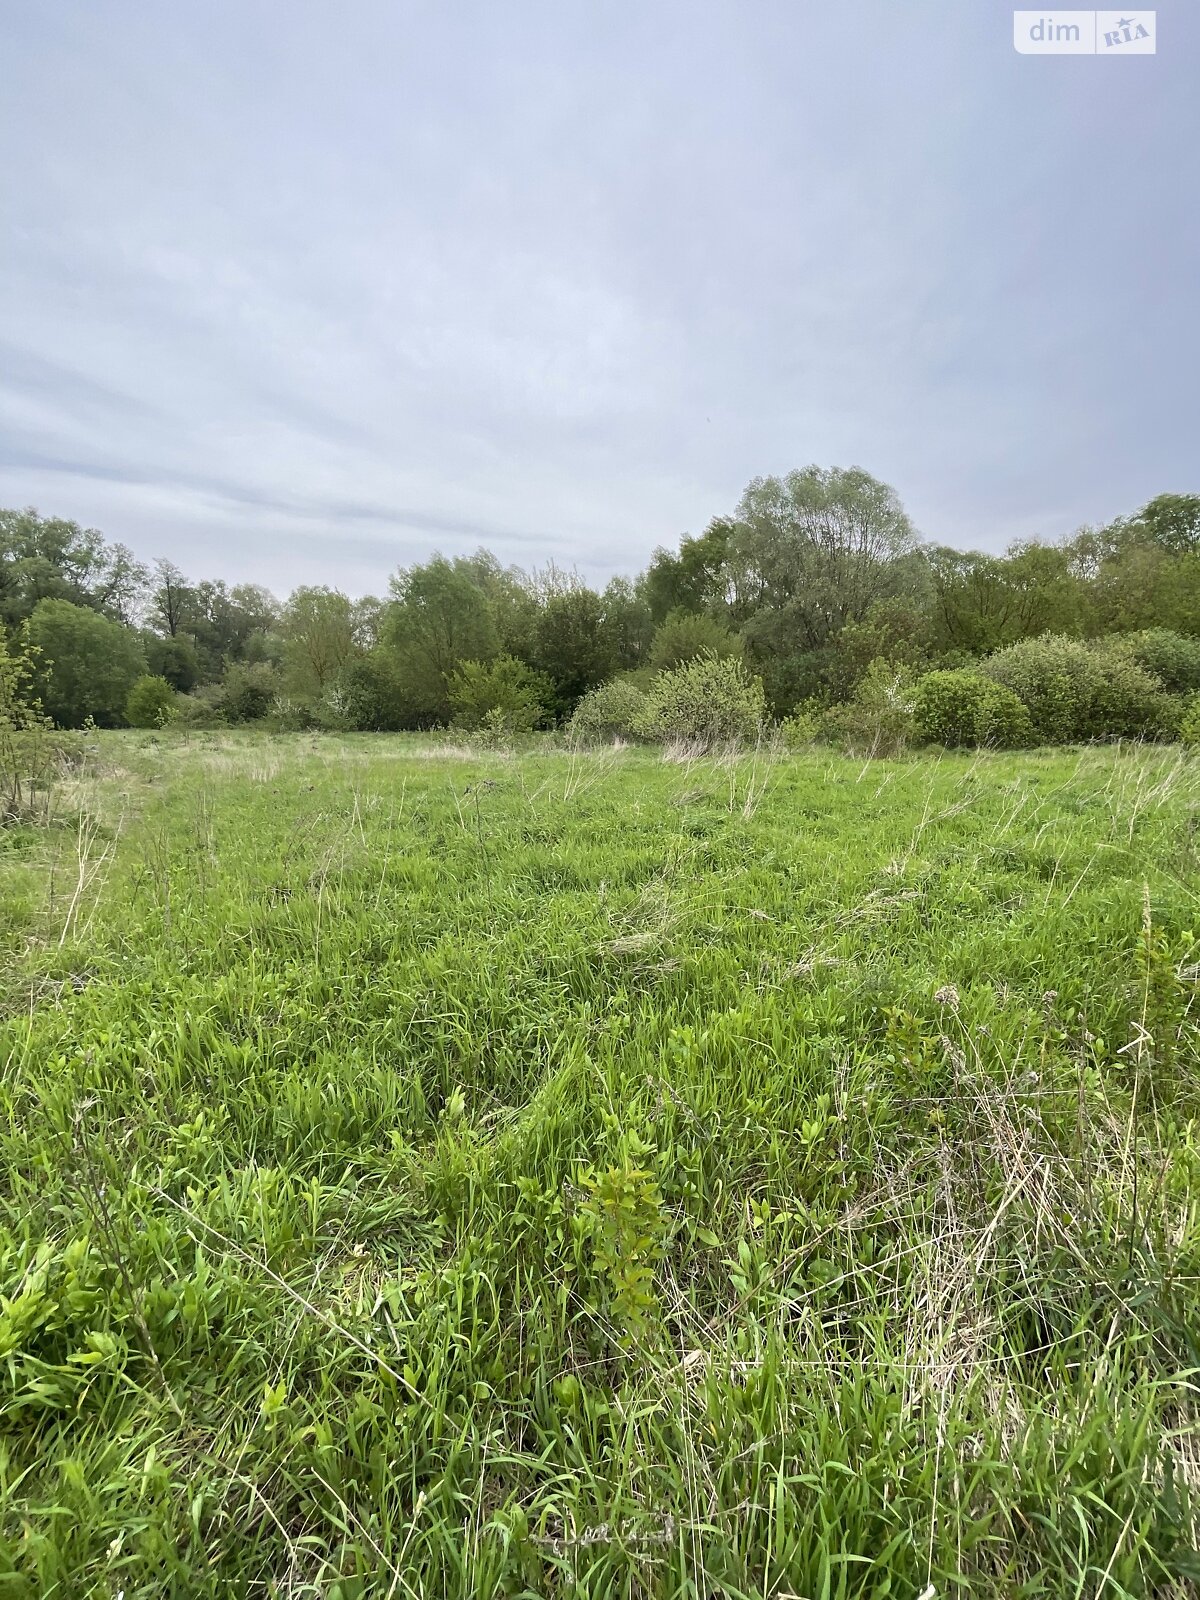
[820,659,915,757]
[1097,629,1200,695]
[982,635,1171,743]
[266,696,320,732]
[173,685,227,729]
[981,637,1094,743]
[974,680,1035,748]
[822,598,934,702]
[327,656,407,731]
[1089,654,1172,740]
[913,670,982,747]
[219,663,279,724]
[778,704,822,748]
[1179,695,1200,751]
[569,679,648,744]
[125,675,178,729]
[449,656,552,734]
[0,627,75,823]
[634,655,766,747]
[913,669,1032,749]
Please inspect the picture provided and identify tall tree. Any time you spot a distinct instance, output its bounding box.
[149,559,193,639]
[0,508,146,625]
[27,599,147,726]
[144,632,200,692]
[1129,493,1200,557]
[382,556,499,722]
[281,587,357,697]
[531,585,614,718]
[147,566,279,679]
[641,518,738,623]
[729,467,920,652]
[1087,545,1200,636]
[648,608,743,671]
[93,543,149,625]
[600,577,653,671]
[927,542,1082,654]
[350,595,386,651]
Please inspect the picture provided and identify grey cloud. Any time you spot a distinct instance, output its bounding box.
[1,0,1197,592]
[0,340,159,421]
[0,440,564,558]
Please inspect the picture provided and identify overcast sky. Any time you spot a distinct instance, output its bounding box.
[2,1,1196,596]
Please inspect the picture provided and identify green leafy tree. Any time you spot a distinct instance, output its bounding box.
[350,595,386,651]
[1087,544,1200,637]
[0,624,65,821]
[925,549,1012,654]
[731,612,831,713]
[641,517,738,623]
[281,587,356,698]
[459,550,541,660]
[1130,493,1200,557]
[383,556,500,723]
[648,609,743,672]
[144,632,200,692]
[184,581,280,679]
[719,467,925,713]
[218,662,279,723]
[125,675,178,728]
[821,595,934,703]
[926,542,1082,654]
[531,585,614,720]
[730,467,920,650]
[601,577,653,671]
[147,563,280,680]
[326,654,407,731]
[1062,495,1200,637]
[0,507,148,626]
[26,599,146,726]
[148,559,193,638]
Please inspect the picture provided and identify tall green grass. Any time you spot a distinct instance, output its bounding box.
[0,732,1198,1596]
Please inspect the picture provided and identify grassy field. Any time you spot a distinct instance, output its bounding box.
[1,732,1199,1597]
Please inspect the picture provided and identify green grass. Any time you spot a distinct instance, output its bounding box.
[1,731,1199,1597]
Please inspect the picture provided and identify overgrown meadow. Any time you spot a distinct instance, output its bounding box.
[1,732,1199,1597]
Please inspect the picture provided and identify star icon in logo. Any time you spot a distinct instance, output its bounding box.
[1115,16,1136,27]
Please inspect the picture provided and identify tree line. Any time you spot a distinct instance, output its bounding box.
[2,469,1198,733]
